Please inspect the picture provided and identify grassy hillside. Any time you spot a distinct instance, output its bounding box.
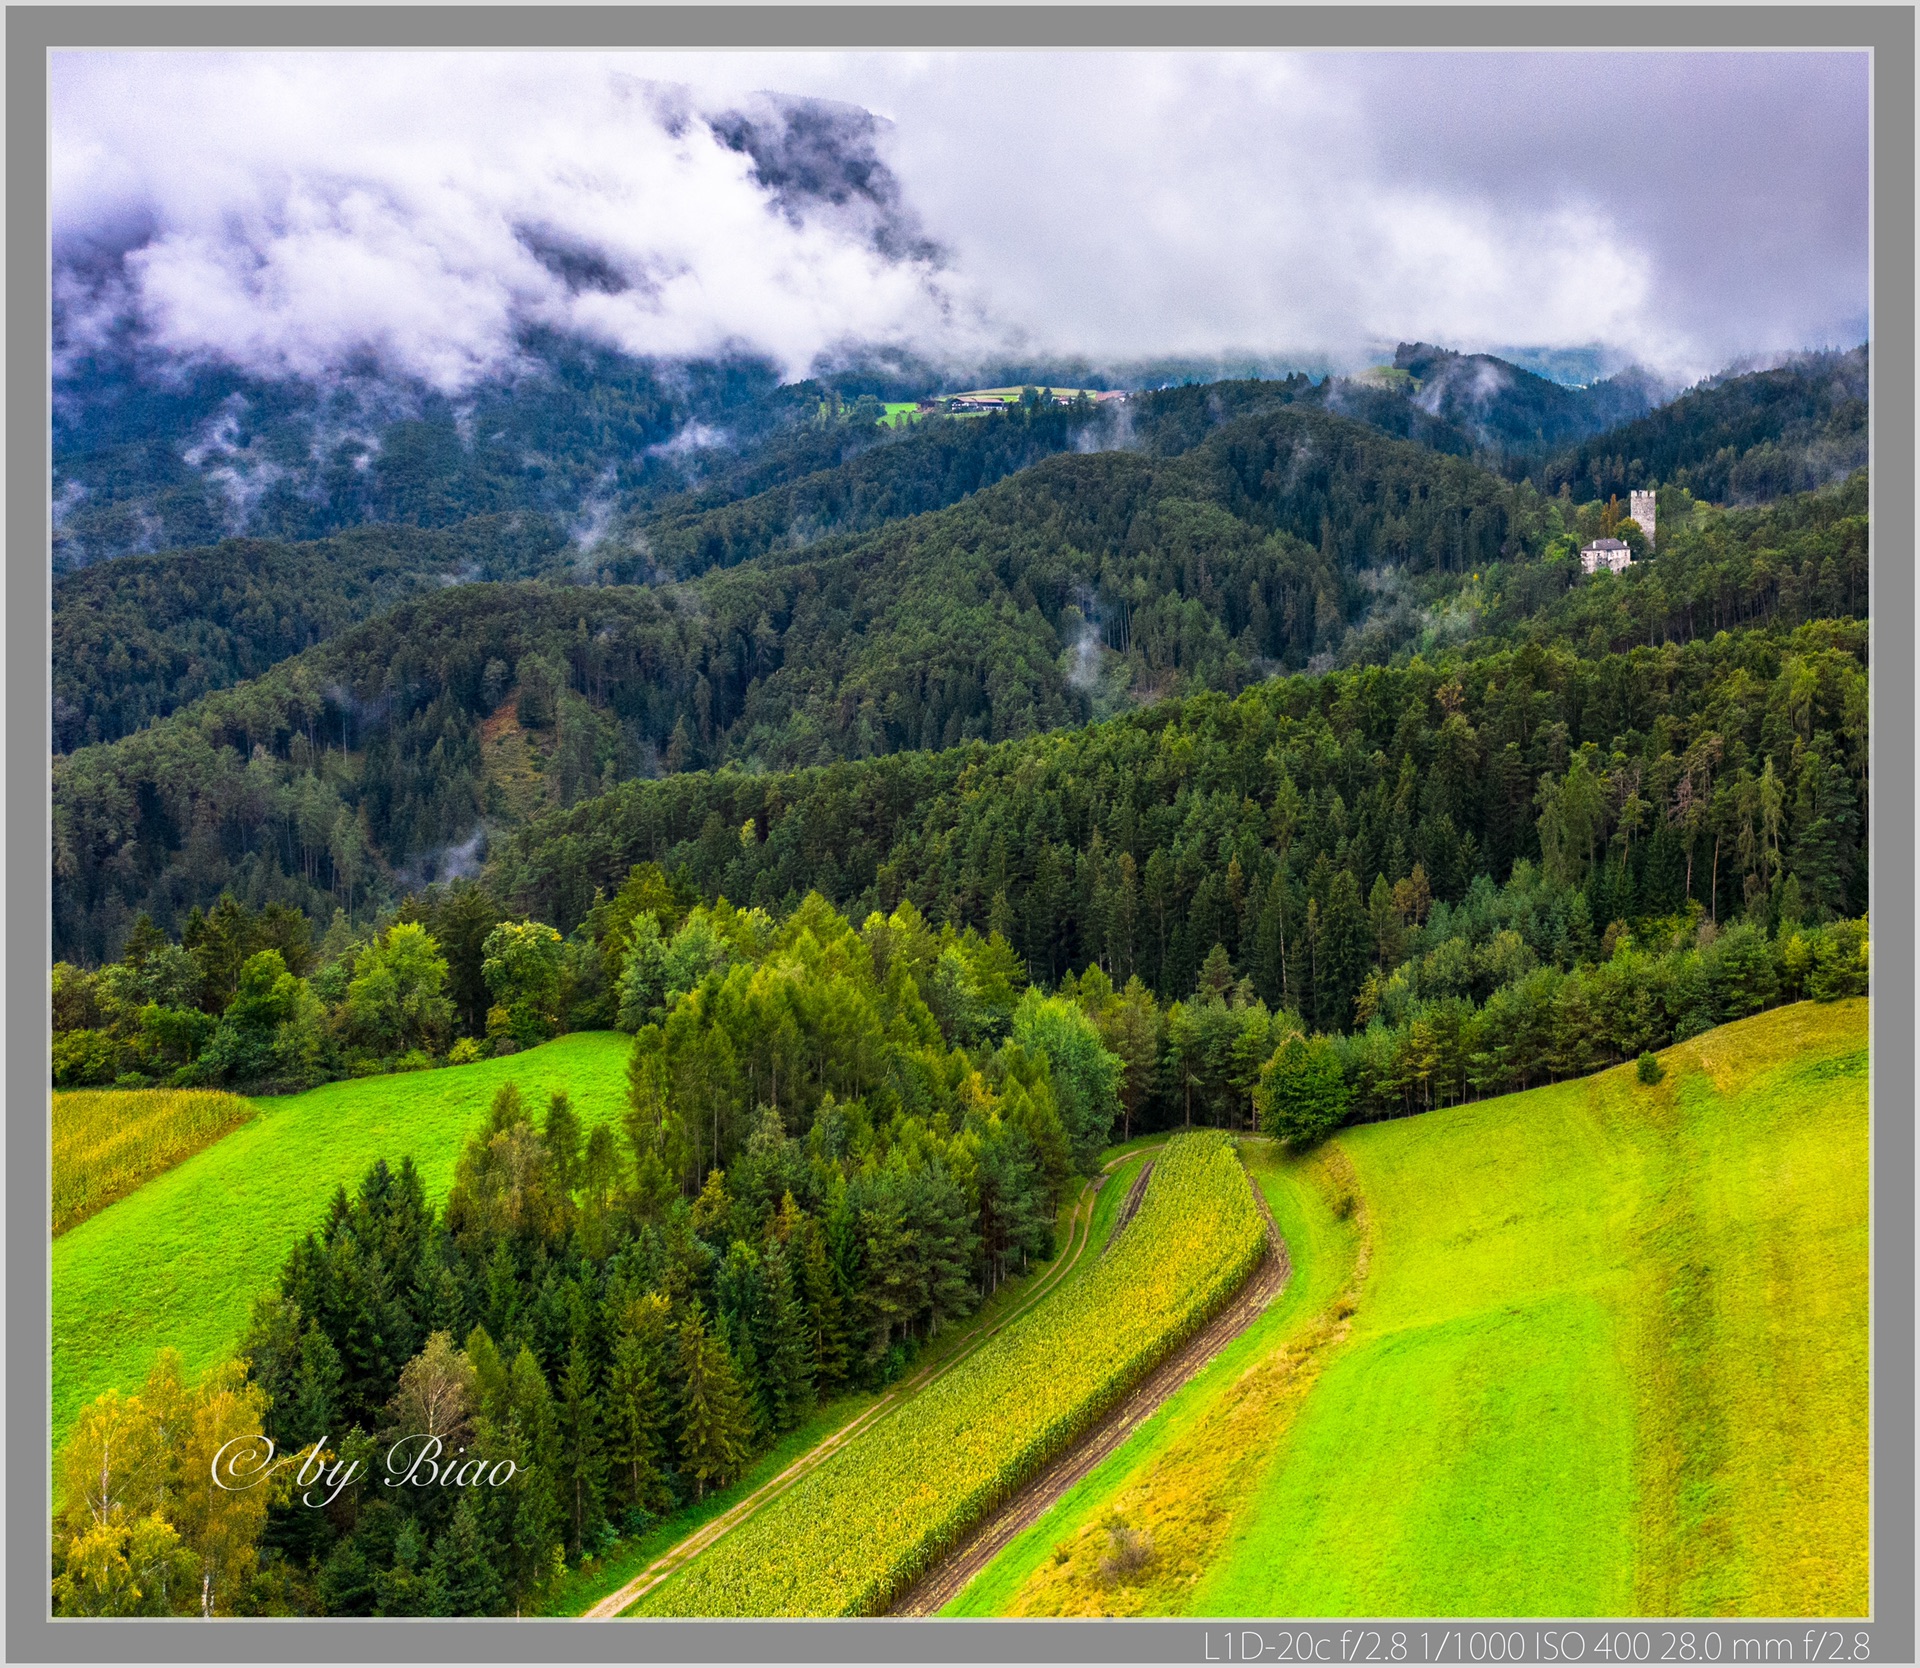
[962,999,1868,1619]
[50,1030,631,1457]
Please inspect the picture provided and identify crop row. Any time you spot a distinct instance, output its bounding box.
[51,1088,256,1237]
[641,1129,1269,1617]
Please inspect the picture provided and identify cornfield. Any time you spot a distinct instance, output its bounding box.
[51,1088,256,1237]
[642,1129,1268,1617]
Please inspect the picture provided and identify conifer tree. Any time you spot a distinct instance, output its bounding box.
[797,1216,849,1394]
[498,1346,563,1608]
[604,1296,674,1517]
[856,1183,915,1367]
[675,1308,752,1501]
[429,1495,504,1616]
[543,1092,583,1197]
[555,1339,608,1559]
[759,1237,816,1431]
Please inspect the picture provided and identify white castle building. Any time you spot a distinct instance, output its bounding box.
[1580,537,1632,575]
[1580,488,1657,575]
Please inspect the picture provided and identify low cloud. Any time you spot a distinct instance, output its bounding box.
[51,50,1868,391]
[52,55,972,390]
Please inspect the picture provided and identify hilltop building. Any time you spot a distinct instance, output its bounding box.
[1629,489,1657,551]
[1580,537,1632,575]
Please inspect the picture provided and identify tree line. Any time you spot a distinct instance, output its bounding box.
[492,624,1865,1005]
[55,611,1866,1088]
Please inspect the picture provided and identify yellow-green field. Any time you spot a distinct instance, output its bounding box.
[50,1032,632,1459]
[954,1000,1869,1620]
[52,1087,256,1237]
[551,1146,1155,1617]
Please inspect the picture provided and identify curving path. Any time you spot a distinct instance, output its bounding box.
[889,1160,1290,1616]
[584,1143,1164,1618]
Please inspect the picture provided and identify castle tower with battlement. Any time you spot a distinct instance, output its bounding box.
[1630,489,1656,552]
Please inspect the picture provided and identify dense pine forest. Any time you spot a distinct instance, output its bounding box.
[46,346,1875,1149]
[52,516,569,752]
[49,374,1344,753]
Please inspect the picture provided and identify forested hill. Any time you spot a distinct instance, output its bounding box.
[598,376,1323,585]
[53,407,1872,964]
[1529,346,1867,506]
[52,403,1544,957]
[1472,469,1868,659]
[1323,343,1658,460]
[49,379,1317,749]
[52,514,567,752]
[489,622,1867,1011]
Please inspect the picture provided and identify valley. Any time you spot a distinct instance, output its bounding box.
[45,332,1874,1624]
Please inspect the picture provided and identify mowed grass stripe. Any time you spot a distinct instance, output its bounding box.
[51,1032,633,1458]
[1186,999,1868,1620]
[636,1131,1267,1617]
[949,1140,1366,1616]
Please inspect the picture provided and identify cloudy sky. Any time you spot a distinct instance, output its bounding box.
[51,50,1868,389]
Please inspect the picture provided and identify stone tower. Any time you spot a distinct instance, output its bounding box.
[1630,489,1656,552]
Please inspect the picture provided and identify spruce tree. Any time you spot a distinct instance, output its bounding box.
[856,1183,915,1368]
[374,1517,446,1616]
[797,1218,849,1394]
[675,1308,751,1501]
[715,1241,772,1444]
[1315,869,1372,1032]
[759,1237,816,1431]
[912,1163,978,1337]
[499,1346,563,1608]
[556,1339,608,1559]
[604,1298,674,1517]
[429,1495,504,1617]
[543,1092,582,1196]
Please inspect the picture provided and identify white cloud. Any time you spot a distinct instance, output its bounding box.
[53,53,970,389]
[51,49,1867,390]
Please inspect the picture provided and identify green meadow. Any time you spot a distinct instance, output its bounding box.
[961,1000,1869,1620]
[50,1032,632,1459]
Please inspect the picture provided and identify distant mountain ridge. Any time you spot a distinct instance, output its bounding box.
[1530,345,1868,505]
[48,332,1666,571]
